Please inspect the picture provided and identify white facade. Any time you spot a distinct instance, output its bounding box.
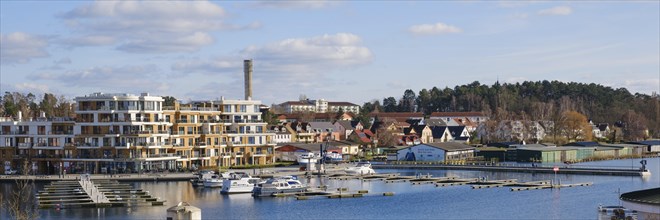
[281,99,360,114]
[396,145,446,162]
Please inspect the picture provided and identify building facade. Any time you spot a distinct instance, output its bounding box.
[279,99,360,114]
[0,93,276,175]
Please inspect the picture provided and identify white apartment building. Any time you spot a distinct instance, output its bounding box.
[279,98,360,114]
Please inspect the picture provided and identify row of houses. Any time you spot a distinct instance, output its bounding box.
[1,92,277,175]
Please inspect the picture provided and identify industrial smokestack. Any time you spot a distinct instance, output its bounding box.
[244,59,253,100]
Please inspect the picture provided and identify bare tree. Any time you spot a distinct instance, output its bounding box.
[621,110,648,141]
[8,160,39,220]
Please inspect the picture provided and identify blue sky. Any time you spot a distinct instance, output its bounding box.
[1,1,658,105]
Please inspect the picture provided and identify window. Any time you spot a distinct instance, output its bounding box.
[248,137,255,144]
[240,105,247,112]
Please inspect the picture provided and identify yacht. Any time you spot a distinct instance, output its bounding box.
[221,172,262,194]
[190,170,216,187]
[324,151,343,163]
[203,172,230,188]
[252,176,307,197]
[345,161,376,175]
[297,152,320,165]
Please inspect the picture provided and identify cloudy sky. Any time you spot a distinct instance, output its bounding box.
[1,1,658,105]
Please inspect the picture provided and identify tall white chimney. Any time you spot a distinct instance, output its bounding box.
[244,59,253,100]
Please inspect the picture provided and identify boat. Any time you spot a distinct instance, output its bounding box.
[221,172,262,194]
[597,204,637,219]
[190,170,216,187]
[252,176,308,197]
[297,152,320,165]
[345,161,376,175]
[324,151,343,163]
[203,172,230,188]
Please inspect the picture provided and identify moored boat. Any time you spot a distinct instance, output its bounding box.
[221,172,262,194]
[252,176,307,197]
[203,172,230,188]
[345,161,376,175]
[190,170,216,187]
[297,152,320,165]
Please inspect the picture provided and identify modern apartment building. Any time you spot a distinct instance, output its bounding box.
[0,113,74,175]
[0,93,276,175]
[279,99,360,114]
[218,98,276,166]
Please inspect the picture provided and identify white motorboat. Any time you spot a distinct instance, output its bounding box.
[252,176,307,197]
[297,152,320,165]
[190,170,215,187]
[221,172,262,194]
[345,161,376,175]
[324,151,343,163]
[203,172,230,188]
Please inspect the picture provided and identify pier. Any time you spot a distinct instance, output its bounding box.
[327,172,592,192]
[373,162,650,176]
[37,176,166,209]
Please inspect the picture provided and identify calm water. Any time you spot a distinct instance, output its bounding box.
[2,158,659,219]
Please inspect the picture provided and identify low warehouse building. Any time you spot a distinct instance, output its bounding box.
[395,142,474,162]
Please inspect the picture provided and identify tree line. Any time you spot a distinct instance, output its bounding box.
[1,92,75,119]
[356,80,659,140]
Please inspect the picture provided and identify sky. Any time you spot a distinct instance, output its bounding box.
[1,1,659,106]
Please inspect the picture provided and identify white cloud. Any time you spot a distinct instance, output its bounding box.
[0,32,50,64]
[59,1,255,53]
[171,33,373,102]
[621,78,660,94]
[30,65,170,93]
[408,22,462,35]
[253,1,338,9]
[57,35,116,48]
[538,6,572,16]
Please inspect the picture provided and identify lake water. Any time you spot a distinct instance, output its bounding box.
[2,158,659,219]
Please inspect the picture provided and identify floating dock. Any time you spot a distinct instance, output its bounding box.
[328,172,593,192]
[37,177,166,209]
[373,163,649,176]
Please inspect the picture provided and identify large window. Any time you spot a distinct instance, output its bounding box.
[240,105,247,112]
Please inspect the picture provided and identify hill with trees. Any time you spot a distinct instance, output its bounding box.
[357,80,659,139]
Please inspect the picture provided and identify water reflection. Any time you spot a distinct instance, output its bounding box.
[1,158,657,219]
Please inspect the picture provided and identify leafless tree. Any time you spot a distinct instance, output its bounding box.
[7,160,39,220]
[621,110,648,141]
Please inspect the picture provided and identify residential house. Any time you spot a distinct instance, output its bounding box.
[447,126,470,143]
[286,122,314,143]
[308,122,339,142]
[333,120,363,140]
[430,112,488,124]
[430,126,453,143]
[404,124,433,143]
[269,125,293,144]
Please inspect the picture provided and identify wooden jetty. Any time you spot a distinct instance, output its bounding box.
[374,163,649,176]
[37,177,166,209]
[329,172,593,192]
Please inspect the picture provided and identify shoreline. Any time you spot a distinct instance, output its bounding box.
[0,164,353,183]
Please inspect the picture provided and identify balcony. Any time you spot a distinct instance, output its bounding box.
[74,143,100,148]
[49,130,74,135]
